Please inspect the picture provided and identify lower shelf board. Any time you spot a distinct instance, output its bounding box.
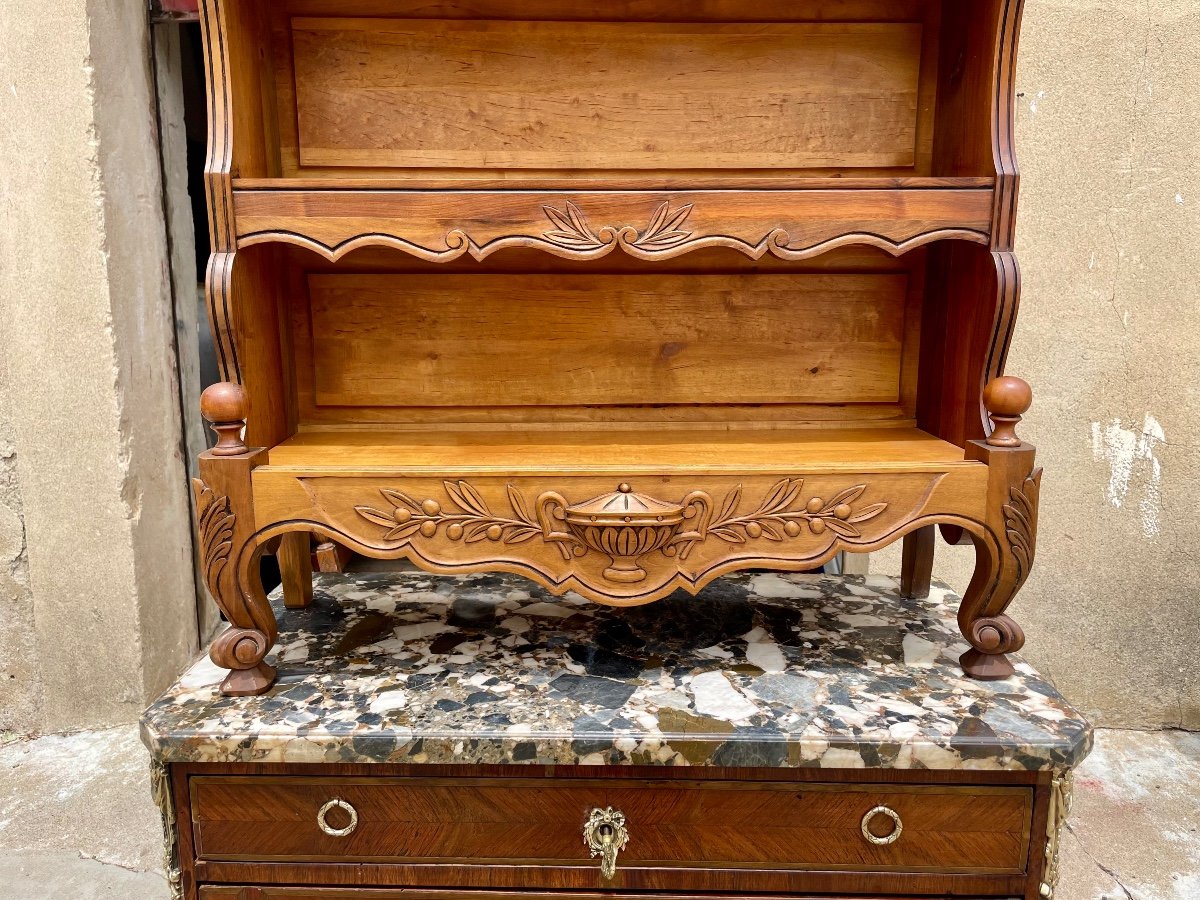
[262,425,975,476]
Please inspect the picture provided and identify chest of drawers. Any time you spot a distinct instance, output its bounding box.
[143,571,1091,900]
[174,766,1045,897]
[190,0,1045,697]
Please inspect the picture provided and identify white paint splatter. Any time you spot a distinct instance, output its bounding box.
[1028,89,1045,114]
[1176,192,1186,205]
[1141,455,1164,539]
[1090,414,1166,537]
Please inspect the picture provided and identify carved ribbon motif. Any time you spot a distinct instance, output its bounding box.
[356,479,887,584]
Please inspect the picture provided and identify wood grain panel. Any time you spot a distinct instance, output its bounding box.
[192,776,1031,874]
[233,189,993,263]
[280,0,932,22]
[196,863,1025,897]
[178,763,1046,897]
[263,426,970,474]
[200,890,936,900]
[292,20,923,172]
[307,274,907,408]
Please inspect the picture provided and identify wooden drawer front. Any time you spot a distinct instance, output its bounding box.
[192,777,1032,875]
[200,890,961,900]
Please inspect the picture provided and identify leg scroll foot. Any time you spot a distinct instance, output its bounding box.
[960,614,1025,680]
[211,626,277,696]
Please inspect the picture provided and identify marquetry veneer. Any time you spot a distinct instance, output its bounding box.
[170,766,1054,899]
[194,0,1040,696]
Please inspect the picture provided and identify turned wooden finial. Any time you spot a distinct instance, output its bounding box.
[983,376,1033,447]
[201,382,249,456]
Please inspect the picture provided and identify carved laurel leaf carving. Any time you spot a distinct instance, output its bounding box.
[541,201,695,254]
[1003,467,1042,587]
[355,479,889,580]
[542,201,604,250]
[356,480,543,546]
[705,479,888,544]
[633,201,694,249]
[193,479,234,594]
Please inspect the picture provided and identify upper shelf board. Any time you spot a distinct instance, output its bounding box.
[232,187,993,263]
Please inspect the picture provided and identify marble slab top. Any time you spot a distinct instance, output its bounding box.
[141,570,1092,771]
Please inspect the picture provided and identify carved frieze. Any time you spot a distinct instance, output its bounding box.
[346,476,901,601]
[235,193,993,263]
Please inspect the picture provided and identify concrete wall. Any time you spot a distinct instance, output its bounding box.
[0,0,199,733]
[876,0,1200,730]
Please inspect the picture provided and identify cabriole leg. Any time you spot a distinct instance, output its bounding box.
[194,383,278,697]
[959,376,1042,680]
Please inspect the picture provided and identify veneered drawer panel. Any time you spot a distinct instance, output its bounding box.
[200,890,971,900]
[192,776,1032,875]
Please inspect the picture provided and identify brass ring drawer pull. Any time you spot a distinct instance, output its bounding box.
[861,805,903,846]
[317,798,359,838]
[584,807,630,879]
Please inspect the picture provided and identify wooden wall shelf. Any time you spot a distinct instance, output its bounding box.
[229,188,995,264]
[194,0,1039,697]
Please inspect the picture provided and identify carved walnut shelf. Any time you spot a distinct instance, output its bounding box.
[195,0,1040,696]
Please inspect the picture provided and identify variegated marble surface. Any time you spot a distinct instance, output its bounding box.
[141,571,1092,770]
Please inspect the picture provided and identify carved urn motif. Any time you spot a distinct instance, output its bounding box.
[563,484,686,583]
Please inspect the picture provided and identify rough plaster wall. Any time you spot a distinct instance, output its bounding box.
[92,0,201,708]
[876,0,1200,730]
[0,0,198,732]
[0,426,38,735]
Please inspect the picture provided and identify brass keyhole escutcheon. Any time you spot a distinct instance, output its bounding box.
[583,807,630,879]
